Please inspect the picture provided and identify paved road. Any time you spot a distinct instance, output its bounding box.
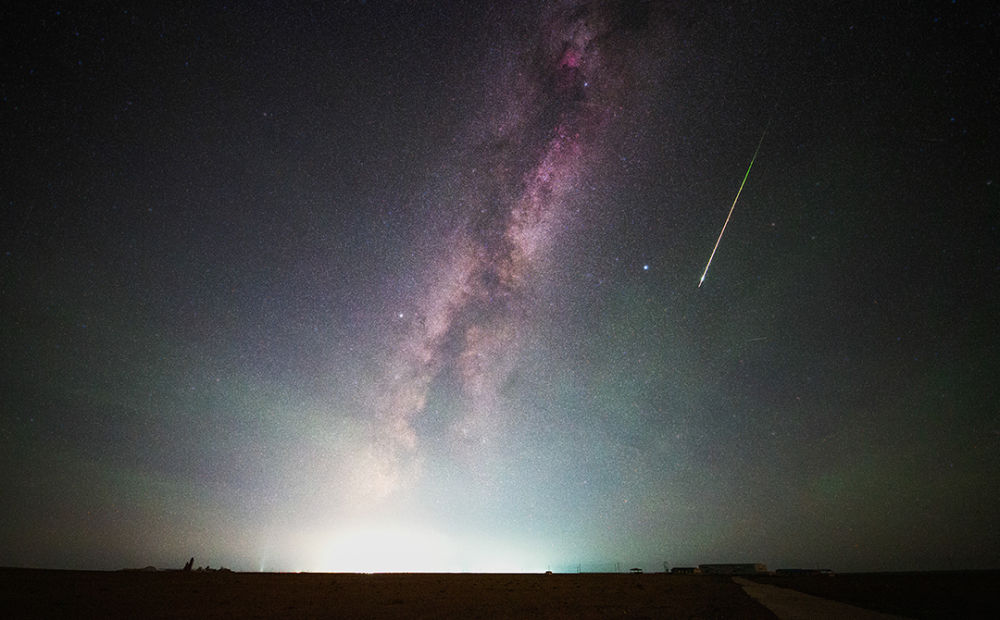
[733,577,913,620]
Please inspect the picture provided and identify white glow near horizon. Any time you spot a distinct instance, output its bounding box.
[290,522,547,573]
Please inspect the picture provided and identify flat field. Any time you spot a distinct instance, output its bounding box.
[748,571,1000,620]
[1,569,772,619]
[3,568,998,619]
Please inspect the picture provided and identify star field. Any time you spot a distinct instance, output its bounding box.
[2,1,998,573]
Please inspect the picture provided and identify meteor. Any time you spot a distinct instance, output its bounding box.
[698,128,767,287]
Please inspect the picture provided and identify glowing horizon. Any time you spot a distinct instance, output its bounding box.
[264,521,549,574]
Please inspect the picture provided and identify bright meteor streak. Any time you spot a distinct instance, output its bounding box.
[698,128,767,287]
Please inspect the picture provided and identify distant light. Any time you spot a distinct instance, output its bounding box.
[643,264,649,271]
[294,522,546,573]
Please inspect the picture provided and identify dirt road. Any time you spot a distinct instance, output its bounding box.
[734,577,911,620]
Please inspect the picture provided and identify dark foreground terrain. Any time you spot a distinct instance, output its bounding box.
[748,571,1000,619]
[1,569,772,619]
[2,568,998,619]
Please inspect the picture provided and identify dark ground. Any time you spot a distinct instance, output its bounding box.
[748,571,1000,619]
[3,568,997,619]
[0,569,773,619]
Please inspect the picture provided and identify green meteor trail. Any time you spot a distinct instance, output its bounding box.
[698,129,767,287]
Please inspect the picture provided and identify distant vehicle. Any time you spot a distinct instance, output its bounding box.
[629,567,643,574]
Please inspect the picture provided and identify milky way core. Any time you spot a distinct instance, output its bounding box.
[366,2,656,499]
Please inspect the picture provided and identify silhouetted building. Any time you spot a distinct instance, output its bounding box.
[698,563,767,575]
[670,566,701,574]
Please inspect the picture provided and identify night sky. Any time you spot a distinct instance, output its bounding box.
[3,1,998,573]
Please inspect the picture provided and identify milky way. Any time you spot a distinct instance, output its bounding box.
[6,0,997,574]
[367,2,655,498]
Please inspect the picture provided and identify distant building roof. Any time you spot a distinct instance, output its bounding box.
[698,563,768,575]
